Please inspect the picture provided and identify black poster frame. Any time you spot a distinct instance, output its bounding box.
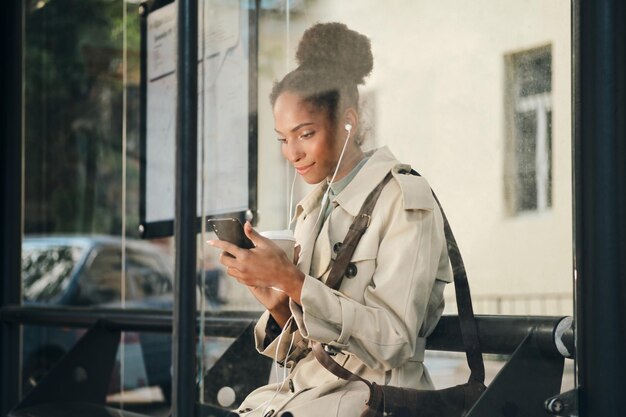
[138,0,258,239]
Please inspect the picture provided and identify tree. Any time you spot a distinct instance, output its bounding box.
[24,0,141,237]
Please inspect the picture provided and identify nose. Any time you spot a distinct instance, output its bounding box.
[283,140,304,164]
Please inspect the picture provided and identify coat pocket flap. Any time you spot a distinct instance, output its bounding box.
[391,167,435,211]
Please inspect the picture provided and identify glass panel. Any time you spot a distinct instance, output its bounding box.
[194,1,261,408]
[516,49,552,98]
[516,110,539,211]
[252,2,572,317]
[21,0,574,412]
[22,242,84,303]
[505,46,553,215]
[21,0,173,411]
[22,325,172,414]
[25,1,125,236]
[200,0,573,410]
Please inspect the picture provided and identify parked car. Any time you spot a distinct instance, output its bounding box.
[21,235,175,402]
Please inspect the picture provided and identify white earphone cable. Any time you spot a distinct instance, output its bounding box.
[318,125,352,222]
[239,317,295,416]
[287,167,297,230]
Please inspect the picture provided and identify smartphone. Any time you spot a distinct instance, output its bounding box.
[207,218,254,249]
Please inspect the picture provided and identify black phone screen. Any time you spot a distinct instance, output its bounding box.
[207,218,254,249]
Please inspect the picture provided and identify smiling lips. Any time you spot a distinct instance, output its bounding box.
[295,163,314,175]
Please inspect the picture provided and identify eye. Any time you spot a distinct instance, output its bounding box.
[299,130,315,140]
[276,137,287,143]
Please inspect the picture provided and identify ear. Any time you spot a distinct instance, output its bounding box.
[342,108,359,134]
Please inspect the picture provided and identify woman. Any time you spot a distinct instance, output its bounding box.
[209,22,452,417]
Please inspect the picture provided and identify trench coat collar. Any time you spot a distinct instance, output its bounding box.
[293,146,399,221]
[292,182,327,224]
[292,147,399,222]
[333,146,399,216]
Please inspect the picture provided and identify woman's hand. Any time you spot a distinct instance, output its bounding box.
[247,287,291,327]
[208,222,305,311]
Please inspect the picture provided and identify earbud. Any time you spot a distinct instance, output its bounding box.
[344,123,352,132]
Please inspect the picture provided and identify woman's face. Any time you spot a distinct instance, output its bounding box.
[273,91,344,184]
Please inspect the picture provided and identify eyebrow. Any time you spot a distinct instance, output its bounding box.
[274,122,316,134]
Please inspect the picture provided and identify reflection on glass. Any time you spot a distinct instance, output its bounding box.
[21,0,575,412]
[21,237,173,308]
[24,0,140,237]
[251,2,572,320]
[505,46,553,214]
[22,243,83,303]
[246,0,573,410]
[22,325,172,410]
[21,0,173,412]
[126,249,174,300]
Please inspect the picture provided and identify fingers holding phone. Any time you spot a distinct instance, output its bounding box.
[207,218,304,304]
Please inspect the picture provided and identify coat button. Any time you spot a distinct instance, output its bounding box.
[333,242,342,253]
[263,410,275,417]
[288,378,295,392]
[346,263,358,278]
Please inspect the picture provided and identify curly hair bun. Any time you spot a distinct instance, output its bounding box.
[295,22,373,85]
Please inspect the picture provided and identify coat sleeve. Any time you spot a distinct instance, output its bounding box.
[290,176,450,371]
[253,311,309,365]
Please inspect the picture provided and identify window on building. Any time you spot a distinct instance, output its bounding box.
[504,46,553,214]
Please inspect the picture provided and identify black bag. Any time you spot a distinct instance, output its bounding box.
[313,170,486,417]
[361,380,486,417]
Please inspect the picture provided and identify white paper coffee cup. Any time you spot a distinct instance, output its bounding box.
[260,229,295,262]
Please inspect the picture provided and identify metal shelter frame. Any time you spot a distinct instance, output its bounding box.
[2,0,626,416]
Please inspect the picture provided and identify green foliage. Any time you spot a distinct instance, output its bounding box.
[24,0,142,237]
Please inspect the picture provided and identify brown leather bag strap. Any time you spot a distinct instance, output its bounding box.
[311,342,371,385]
[311,173,393,387]
[325,172,394,290]
[414,169,485,383]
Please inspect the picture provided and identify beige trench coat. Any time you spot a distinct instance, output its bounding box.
[236,147,453,417]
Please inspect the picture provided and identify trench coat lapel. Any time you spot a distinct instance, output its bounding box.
[294,189,325,276]
[333,147,398,216]
[293,147,399,278]
[308,216,333,279]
